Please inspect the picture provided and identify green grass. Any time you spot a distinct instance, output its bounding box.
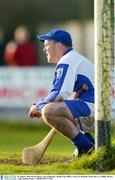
[0,120,115,175]
[0,120,74,154]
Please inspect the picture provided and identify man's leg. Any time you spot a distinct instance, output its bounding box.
[42,101,93,155]
[42,101,78,139]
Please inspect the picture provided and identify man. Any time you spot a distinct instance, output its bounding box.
[29,29,94,156]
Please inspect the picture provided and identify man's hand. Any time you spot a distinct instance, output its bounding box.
[29,104,41,118]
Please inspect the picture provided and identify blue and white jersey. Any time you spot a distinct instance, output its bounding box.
[36,49,94,110]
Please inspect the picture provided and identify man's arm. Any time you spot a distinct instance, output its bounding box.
[29,63,78,119]
[29,84,88,119]
[35,63,75,111]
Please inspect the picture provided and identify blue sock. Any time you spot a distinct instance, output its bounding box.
[72,131,92,151]
[85,132,95,145]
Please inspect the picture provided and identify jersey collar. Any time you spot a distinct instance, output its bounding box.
[63,48,73,56]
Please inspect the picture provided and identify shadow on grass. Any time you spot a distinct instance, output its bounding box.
[0,155,73,166]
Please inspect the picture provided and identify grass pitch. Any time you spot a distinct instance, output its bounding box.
[0,120,115,175]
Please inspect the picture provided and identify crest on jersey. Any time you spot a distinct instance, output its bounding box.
[56,68,63,79]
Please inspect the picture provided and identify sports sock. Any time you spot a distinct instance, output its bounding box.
[72,131,92,151]
[85,132,95,145]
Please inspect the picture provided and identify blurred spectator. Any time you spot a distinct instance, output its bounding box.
[0,28,6,66]
[4,41,17,66]
[4,25,38,66]
[14,25,38,66]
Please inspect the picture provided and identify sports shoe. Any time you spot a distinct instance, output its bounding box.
[73,145,94,157]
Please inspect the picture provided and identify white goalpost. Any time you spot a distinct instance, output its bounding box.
[95,0,115,148]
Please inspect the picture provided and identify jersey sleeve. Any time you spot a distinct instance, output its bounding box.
[36,63,76,110]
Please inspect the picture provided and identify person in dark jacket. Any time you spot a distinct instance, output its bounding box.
[0,28,6,66]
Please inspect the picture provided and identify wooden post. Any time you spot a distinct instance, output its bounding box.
[95,0,113,148]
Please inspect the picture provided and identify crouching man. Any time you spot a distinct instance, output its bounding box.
[29,29,95,156]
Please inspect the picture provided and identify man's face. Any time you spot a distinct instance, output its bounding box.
[43,40,60,63]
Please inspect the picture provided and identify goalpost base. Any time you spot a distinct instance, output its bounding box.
[95,120,111,149]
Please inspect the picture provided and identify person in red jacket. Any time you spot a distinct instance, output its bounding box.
[14,25,38,66]
[5,25,38,67]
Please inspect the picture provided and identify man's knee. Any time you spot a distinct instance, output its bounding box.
[42,103,55,124]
